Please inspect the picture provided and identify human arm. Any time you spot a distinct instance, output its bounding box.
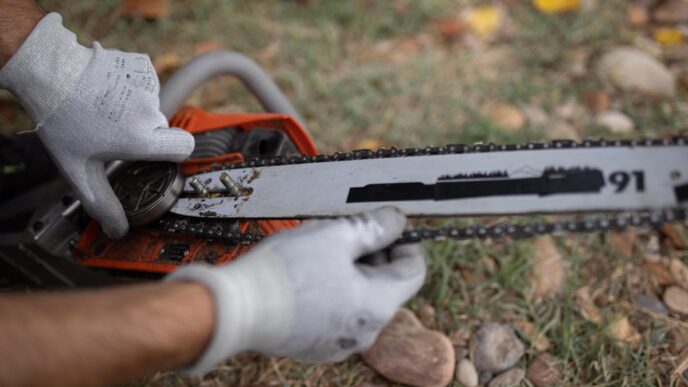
[0,207,426,385]
[0,7,195,239]
[0,282,214,387]
[0,0,44,68]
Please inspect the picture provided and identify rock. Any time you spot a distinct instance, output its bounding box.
[595,111,635,133]
[671,258,688,289]
[456,358,479,387]
[522,105,549,127]
[362,308,454,387]
[488,367,525,387]
[471,323,525,374]
[631,293,669,315]
[608,316,641,348]
[597,47,676,99]
[530,236,568,299]
[653,0,688,23]
[526,353,560,387]
[479,370,494,385]
[554,98,588,127]
[418,302,436,328]
[563,49,590,78]
[485,103,526,131]
[547,119,581,141]
[663,286,688,314]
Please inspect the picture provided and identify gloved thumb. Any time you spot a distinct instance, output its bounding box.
[117,126,195,162]
[339,206,407,259]
[62,157,129,239]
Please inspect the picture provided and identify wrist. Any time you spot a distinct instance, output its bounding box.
[0,12,92,124]
[165,252,294,375]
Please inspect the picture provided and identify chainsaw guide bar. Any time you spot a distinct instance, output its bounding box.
[161,138,688,244]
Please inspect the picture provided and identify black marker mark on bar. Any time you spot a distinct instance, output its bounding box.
[346,168,605,203]
[675,183,688,202]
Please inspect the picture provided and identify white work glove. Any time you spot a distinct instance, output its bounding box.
[167,207,426,376]
[0,13,194,238]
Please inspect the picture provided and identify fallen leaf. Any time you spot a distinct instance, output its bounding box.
[660,224,687,250]
[533,0,580,14]
[195,41,224,55]
[484,103,526,131]
[354,138,383,150]
[465,6,504,39]
[575,286,602,324]
[670,326,688,354]
[644,258,675,286]
[120,0,169,19]
[608,316,641,348]
[436,18,467,40]
[654,28,685,45]
[582,91,610,113]
[153,52,181,78]
[608,229,637,258]
[530,236,568,299]
[513,320,551,351]
[671,258,688,290]
[627,4,650,26]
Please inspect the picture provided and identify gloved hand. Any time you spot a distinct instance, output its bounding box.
[167,207,426,376]
[0,13,194,238]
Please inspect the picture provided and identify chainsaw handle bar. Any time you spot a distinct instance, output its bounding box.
[159,50,310,136]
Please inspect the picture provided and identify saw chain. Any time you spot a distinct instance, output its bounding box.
[151,137,688,245]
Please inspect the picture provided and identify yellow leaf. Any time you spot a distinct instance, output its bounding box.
[533,0,580,14]
[466,6,502,38]
[354,138,382,150]
[654,28,685,45]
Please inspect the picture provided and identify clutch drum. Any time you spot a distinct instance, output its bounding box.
[112,162,183,226]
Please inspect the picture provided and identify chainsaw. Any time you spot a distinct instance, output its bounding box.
[2,51,687,284]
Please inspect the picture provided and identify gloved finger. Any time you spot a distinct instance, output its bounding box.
[62,158,129,239]
[337,206,407,259]
[358,244,427,282]
[360,244,427,310]
[117,126,195,162]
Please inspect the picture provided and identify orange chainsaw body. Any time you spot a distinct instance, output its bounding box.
[72,107,317,273]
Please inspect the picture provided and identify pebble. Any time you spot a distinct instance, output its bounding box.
[456,358,479,387]
[669,326,688,354]
[653,0,688,23]
[631,293,669,316]
[670,258,688,289]
[595,111,635,133]
[597,46,676,98]
[527,353,560,387]
[361,308,454,387]
[488,367,525,387]
[663,286,688,315]
[471,323,525,374]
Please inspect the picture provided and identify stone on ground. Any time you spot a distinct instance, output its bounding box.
[527,353,561,387]
[663,286,688,315]
[456,358,479,387]
[362,308,454,387]
[488,367,525,387]
[471,322,525,374]
[597,46,676,98]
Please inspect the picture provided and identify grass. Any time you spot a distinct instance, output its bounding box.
[3,0,688,385]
